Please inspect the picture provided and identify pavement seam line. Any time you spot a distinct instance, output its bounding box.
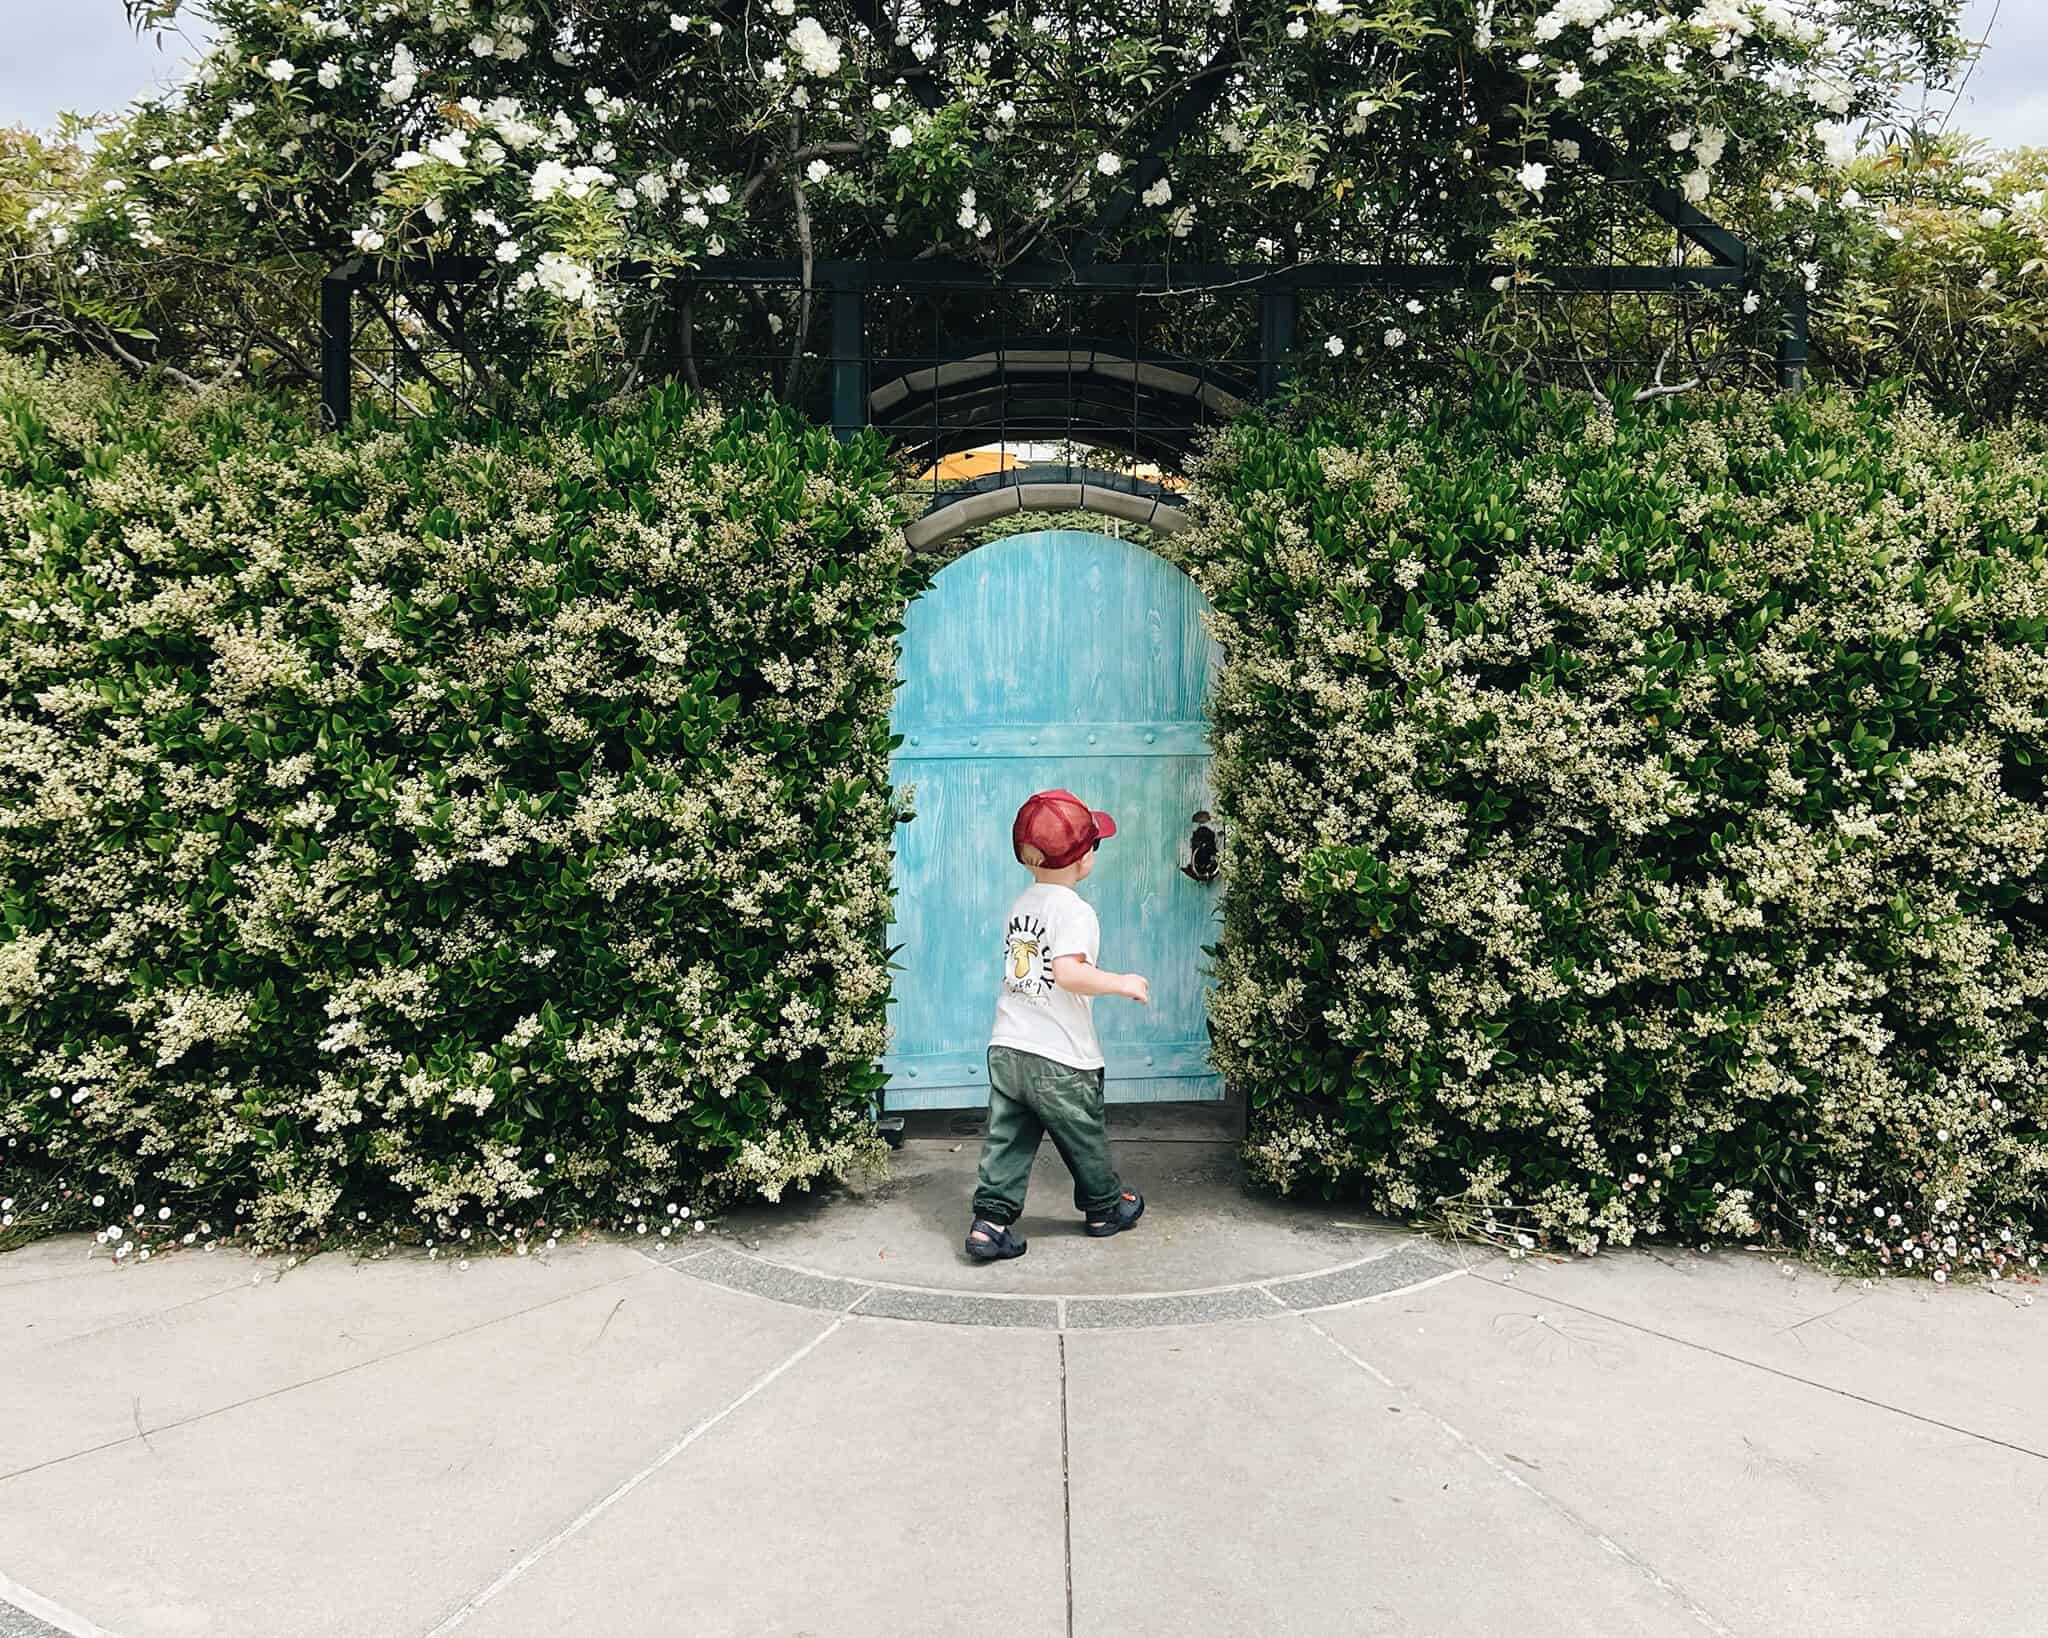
[0,1265,188,1293]
[420,1313,849,1636]
[0,1569,123,1638]
[1298,1312,1741,1638]
[629,1244,715,1271]
[1466,1270,2048,1463]
[0,1264,658,1487]
[1058,1331,1075,1638]
[30,1279,251,1352]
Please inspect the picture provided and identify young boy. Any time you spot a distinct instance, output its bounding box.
[964,789,1150,1262]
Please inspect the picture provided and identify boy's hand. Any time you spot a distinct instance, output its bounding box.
[1121,974,1151,1005]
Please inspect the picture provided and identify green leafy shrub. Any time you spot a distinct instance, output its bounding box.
[0,359,923,1248]
[1176,382,2048,1278]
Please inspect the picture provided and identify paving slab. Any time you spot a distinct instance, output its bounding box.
[720,1138,1410,1294]
[1063,1313,1701,1638]
[1,1244,272,1358]
[0,1267,827,1638]
[0,1240,655,1478]
[1472,1249,2048,1453]
[456,1315,1067,1638]
[1314,1269,2048,1637]
[7,1198,2042,1638]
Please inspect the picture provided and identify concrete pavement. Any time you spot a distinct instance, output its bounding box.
[3,1136,2044,1637]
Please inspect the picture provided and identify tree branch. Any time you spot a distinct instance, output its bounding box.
[678,288,703,393]
[786,150,816,401]
[740,141,865,207]
[94,324,212,393]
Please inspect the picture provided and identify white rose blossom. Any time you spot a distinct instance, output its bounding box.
[788,18,842,77]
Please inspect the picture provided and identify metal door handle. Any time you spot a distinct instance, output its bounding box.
[1181,811,1220,883]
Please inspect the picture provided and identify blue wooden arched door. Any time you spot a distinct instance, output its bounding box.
[883,529,1225,1109]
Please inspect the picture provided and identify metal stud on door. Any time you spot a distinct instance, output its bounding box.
[883,530,1225,1110]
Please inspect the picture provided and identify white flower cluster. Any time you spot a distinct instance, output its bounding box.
[787,17,842,77]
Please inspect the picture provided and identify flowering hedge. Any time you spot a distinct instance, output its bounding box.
[1178,382,2048,1278]
[0,358,921,1249]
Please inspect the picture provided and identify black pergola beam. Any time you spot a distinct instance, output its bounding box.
[1258,287,1297,398]
[319,256,370,430]
[1548,117,1748,273]
[830,285,866,440]
[320,250,1754,430]
[1776,281,1809,393]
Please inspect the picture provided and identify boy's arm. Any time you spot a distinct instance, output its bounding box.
[1052,954,1149,1004]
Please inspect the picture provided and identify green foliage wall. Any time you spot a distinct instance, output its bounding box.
[0,360,923,1248]
[1174,384,2048,1279]
[9,358,2048,1282]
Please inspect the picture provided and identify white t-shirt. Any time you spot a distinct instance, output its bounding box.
[989,882,1104,1071]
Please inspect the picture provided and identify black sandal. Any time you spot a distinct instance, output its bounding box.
[1084,1191,1145,1238]
[965,1218,1028,1262]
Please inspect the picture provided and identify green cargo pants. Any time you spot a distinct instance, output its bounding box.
[972,1045,1124,1225]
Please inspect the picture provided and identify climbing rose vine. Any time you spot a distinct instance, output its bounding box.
[22,0,1969,379]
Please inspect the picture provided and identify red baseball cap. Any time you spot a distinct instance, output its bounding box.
[1013,789,1117,870]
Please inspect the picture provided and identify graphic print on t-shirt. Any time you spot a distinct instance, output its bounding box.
[1003,912,1054,1000]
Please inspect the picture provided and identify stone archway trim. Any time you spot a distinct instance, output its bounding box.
[903,476,1188,551]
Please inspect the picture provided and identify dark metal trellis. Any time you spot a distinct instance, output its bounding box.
[319,130,1808,497]
[322,250,1802,421]
[314,0,1816,479]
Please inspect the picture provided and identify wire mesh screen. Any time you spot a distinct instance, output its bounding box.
[343,290,476,420]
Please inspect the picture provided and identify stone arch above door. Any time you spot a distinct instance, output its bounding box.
[903,465,1188,552]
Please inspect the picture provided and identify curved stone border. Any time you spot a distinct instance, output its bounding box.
[903,468,1188,551]
[655,1240,1465,1330]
